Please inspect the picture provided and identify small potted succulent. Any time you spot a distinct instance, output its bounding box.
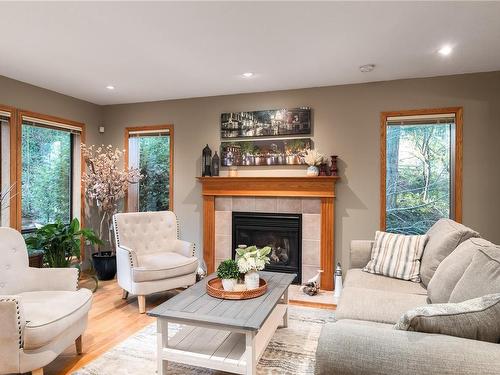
[217,259,240,291]
[236,245,271,290]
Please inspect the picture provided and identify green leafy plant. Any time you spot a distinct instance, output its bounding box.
[235,245,271,273]
[25,218,102,268]
[217,259,240,280]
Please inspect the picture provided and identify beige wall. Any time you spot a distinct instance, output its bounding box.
[2,72,499,268]
[101,71,500,267]
[0,75,102,144]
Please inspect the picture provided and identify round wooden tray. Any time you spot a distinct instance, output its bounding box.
[206,278,268,300]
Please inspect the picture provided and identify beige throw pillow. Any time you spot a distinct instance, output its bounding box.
[363,231,427,282]
[394,293,500,343]
[420,219,479,287]
[427,238,495,303]
[449,246,500,303]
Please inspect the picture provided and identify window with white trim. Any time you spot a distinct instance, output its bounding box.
[20,115,82,232]
[126,127,172,212]
[382,110,462,234]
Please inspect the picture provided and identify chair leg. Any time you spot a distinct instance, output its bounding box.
[122,289,129,299]
[75,335,83,355]
[138,295,146,314]
[32,368,44,375]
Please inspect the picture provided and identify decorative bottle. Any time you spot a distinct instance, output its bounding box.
[334,263,343,299]
[330,155,338,176]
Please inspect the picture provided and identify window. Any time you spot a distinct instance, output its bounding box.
[126,125,173,212]
[381,108,462,234]
[18,112,84,233]
[0,106,13,227]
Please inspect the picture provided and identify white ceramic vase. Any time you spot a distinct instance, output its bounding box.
[244,270,260,290]
[221,278,237,291]
[306,165,319,176]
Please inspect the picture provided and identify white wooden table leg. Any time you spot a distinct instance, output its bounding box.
[280,288,289,328]
[157,319,168,375]
[246,331,256,375]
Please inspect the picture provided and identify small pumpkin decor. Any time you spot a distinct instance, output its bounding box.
[216,259,240,291]
[236,245,271,290]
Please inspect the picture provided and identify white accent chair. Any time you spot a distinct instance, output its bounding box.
[0,227,92,375]
[113,211,198,314]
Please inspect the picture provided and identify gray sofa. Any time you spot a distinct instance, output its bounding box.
[316,238,500,375]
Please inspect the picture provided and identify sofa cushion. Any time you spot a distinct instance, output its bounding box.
[395,293,500,343]
[363,231,428,282]
[133,252,198,282]
[336,286,428,324]
[420,219,479,287]
[345,269,427,295]
[21,288,92,350]
[316,319,500,375]
[449,246,500,303]
[427,238,495,303]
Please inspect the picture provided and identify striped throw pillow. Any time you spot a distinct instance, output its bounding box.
[363,231,428,282]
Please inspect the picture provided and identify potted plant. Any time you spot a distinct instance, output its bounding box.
[81,144,142,280]
[304,149,324,176]
[25,218,102,268]
[236,245,271,290]
[216,259,240,291]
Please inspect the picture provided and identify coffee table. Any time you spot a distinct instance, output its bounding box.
[148,271,295,375]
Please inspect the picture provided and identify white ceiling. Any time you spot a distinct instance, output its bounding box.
[1,1,500,105]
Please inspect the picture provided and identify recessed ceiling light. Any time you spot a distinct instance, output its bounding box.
[438,45,453,56]
[242,72,254,78]
[106,85,115,90]
[359,64,375,73]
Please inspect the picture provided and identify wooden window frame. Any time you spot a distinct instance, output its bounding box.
[0,104,17,229]
[15,110,86,254]
[380,107,463,231]
[124,124,174,212]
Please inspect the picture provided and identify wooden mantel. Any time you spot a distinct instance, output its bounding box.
[197,176,340,290]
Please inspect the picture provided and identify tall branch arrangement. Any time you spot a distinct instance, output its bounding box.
[81,144,142,250]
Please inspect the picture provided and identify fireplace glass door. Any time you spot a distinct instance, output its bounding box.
[232,212,301,283]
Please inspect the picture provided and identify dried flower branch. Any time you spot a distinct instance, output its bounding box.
[0,183,16,212]
[81,144,143,250]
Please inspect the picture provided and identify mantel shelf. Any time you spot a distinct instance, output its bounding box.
[196,176,340,198]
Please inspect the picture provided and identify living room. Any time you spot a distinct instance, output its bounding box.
[0,1,499,375]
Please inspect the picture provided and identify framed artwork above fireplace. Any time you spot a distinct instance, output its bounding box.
[220,138,312,166]
[221,107,311,139]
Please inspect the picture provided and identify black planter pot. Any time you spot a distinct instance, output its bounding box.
[92,251,117,281]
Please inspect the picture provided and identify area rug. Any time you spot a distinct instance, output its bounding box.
[73,306,335,375]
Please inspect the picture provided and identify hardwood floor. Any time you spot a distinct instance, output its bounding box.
[44,277,178,375]
[44,277,335,375]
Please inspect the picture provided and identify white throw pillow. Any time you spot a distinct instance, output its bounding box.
[363,231,428,282]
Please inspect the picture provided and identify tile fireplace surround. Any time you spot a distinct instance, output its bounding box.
[197,177,339,290]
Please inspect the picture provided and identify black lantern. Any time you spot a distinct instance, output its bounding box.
[212,151,220,176]
[202,144,212,177]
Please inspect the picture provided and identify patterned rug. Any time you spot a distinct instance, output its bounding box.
[73,306,335,375]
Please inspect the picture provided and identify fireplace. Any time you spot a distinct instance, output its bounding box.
[232,212,301,284]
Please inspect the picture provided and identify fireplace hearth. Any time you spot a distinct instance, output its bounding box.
[232,212,301,283]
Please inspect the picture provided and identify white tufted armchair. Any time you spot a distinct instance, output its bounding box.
[0,227,92,375]
[113,211,198,313]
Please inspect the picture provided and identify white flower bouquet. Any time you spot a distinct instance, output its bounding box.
[235,245,271,274]
[304,149,324,166]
